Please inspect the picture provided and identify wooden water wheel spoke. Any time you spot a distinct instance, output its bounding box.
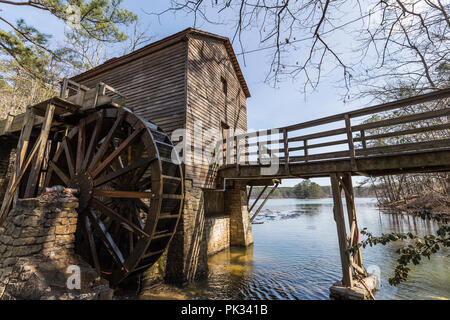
[63,140,75,179]
[89,110,126,170]
[135,199,150,212]
[82,213,101,275]
[136,176,153,191]
[92,190,154,199]
[76,119,86,172]
[88,209,127,271]
[43,107,183,286]
[48,161,70,186]
[130,157,154,186]
[91,126,144,178]
[133,155,157,180]
[91,198,150,237]
[93,158,152,188]
[82,112,104,171]
[126,209,135,255]
[132,204,145,230]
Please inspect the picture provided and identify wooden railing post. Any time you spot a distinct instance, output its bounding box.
[283,128,289,173]
[360,130,367,149]
[60,78,69,98]
[345,114,357,171]
[222,137,226,166]
[304,139,309,162]
[257,131,261,165]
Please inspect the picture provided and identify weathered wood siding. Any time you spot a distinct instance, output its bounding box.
[73,40,188,135]
[186,35,248,188]
[72,33,248,189]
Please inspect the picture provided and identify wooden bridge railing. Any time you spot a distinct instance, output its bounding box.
[219,88,450,172]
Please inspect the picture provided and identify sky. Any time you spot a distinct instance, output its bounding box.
[1,1,378,187]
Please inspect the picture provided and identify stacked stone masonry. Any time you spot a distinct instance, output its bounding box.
[0,194,112,300]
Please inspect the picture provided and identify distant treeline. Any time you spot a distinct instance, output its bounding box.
[249,180,376,199]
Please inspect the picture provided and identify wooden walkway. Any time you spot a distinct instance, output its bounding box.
[219,88,450,181]
[219,88,449,293]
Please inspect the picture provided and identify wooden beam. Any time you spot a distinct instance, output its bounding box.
[12,109,36,205]
[283,128,289,173]
[345,114,357,171]
[1,113,15,135]
[249,185,268,212]
[342,173,364,270]
[24,103,56,198]
[0,136,42,224]
[246,179,278,186]
[250,183,279,222]
[330,173,353,287]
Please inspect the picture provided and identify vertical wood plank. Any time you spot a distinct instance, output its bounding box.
[257,131,261,165]
[304,139,309,162]
[76,119,86,173]
[60,78,68,98]
[0,136,41,224]
[0,108,35,220]
[330,173,353,287]
[13,108,36,205]
[24,103,56,198]
[342,173,364,269]
[1,113,15,135]
[360,130,367,149]
[283,128,289,173]
[345,114,357,171]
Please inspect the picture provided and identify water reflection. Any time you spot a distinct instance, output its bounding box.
[185,246,255,300]
[143,198,449,300]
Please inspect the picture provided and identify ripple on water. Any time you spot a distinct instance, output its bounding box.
[142,198,449,300]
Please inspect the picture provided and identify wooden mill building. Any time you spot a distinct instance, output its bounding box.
[71,28,253,284]
[1,26,448,298]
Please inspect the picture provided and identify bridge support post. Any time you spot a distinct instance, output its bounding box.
[330,173,366,288]
[330,173,353,287]
[225,182,254,247]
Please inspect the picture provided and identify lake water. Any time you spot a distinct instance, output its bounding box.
[175,198,449,300]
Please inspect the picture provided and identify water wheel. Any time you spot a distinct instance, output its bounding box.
[43,107,183,286]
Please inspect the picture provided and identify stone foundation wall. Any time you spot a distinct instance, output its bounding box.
[0,194,111,300]
[204,215,230,256]
[166,181,208,284]
[225,184,254,247]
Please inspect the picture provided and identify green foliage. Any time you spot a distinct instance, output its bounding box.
[293,180,323,199]
[0,0,136,82]
[350,212,449,286]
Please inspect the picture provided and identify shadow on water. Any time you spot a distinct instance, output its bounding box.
[143,198,449,300]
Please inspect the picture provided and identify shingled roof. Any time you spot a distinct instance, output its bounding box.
[71,28,250,98]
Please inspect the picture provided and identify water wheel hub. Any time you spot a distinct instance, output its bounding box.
[69,172,94,212]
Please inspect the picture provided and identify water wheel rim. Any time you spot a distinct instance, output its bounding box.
[43,107,183,286]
